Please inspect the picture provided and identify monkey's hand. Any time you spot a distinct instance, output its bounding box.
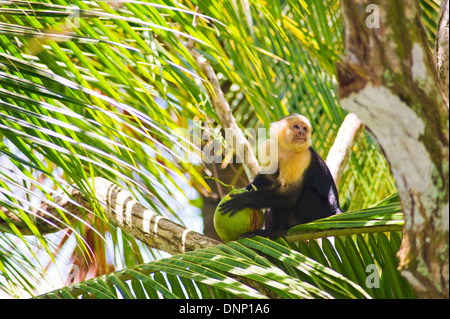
[219,193,249,217]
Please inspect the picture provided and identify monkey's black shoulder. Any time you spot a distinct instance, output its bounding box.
[306,147,336,186]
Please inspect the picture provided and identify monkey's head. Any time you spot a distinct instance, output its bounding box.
[271,114,312,152]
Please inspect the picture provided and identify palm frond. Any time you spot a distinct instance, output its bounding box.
[36,231,414,299]
[36,237,366,299]
[35,193,414,299]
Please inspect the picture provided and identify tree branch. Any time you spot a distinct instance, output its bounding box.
[1,178,220,255]
[435,0,449,100]
[188,47,259,179]
[183,10,259,180]
[326,113,364,185]
[337,0,449,298]
[92,177,221,255]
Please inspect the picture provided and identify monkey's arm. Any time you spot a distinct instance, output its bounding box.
[219,189,297,216]
[244,173,274,191]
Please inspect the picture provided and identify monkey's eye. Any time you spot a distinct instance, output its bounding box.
[303,126,308,131]
[293,124,300,130]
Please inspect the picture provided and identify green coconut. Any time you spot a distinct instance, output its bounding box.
[214,188,264,242]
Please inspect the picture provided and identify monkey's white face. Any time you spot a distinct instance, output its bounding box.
[270,114,312,152]
[275,115,312,152]
[289,120,310,143]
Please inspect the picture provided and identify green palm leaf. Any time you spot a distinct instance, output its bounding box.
[35,193,414,299]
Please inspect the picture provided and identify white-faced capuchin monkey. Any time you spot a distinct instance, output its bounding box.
[219,114,342,239]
